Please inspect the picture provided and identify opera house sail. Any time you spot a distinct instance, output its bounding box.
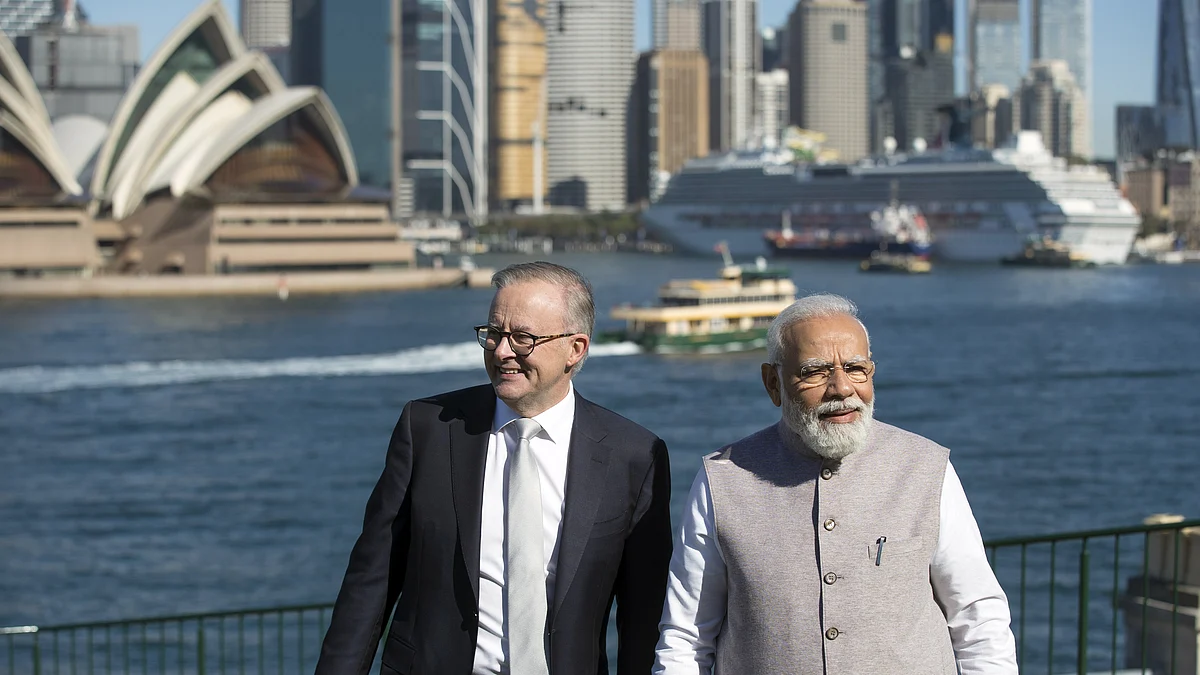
[2,0,414,278]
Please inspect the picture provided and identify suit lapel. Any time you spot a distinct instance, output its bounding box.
[449,386,495,604]
[551,396,610,620]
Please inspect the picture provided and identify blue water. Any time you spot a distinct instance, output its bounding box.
[1,254,1197,669]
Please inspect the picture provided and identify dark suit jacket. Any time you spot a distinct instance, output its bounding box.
[315,384,672,675]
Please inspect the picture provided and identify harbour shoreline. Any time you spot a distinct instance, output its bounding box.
[0,267,496,299]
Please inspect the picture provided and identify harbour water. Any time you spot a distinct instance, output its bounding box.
[2,253,1198,636]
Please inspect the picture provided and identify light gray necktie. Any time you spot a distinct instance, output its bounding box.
[507,418,550,675]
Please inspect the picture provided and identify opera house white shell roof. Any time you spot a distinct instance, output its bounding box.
[0,0,359,216]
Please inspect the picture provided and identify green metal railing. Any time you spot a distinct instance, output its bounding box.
[986,518,1200,674]
[3,519,1198,675]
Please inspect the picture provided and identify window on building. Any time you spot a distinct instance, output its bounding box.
[832,23,846,43]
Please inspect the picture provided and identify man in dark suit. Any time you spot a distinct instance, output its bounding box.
[316,261,672,675]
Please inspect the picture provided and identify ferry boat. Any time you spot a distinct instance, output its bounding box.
[642,131,1139,265]
[605,248,796,354]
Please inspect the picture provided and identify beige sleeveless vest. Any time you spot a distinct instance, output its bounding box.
[704,421,957,674]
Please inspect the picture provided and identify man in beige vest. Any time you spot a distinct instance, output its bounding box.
[654,293,1018,674]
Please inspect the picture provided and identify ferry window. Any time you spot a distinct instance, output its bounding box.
[832,23,846,42]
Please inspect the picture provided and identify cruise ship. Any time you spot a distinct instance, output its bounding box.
[642,132,1141,264]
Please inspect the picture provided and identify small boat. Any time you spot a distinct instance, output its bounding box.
[602,244,796,354]
[1000,237,1095,268]
[859,250,932,274]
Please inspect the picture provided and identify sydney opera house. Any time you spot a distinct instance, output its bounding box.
[0,0,414,277]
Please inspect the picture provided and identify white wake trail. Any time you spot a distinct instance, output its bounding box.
[0,341,643,394]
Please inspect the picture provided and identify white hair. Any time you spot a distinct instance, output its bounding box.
[766,293,869,365]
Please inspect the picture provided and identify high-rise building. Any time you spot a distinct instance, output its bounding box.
[972,0,1021,91]
[241,0,291,49]
[702,0,757,151]
[788,0,868,161]
[1033,0,1090,150]
[545,0,633,211]
[754,68,787,148]
[292,0,487,220]
[1019,60,1088,158]
[16,9,138,123]
[1116,105,1164,165]
[967,84,1016,148]
[490,0,547,211]
[761,26,785,71]
[655,0,701,51]
[1033,0,1091,96]
[1156,0,1200,148]
[629,49,709,203]
[879,34,955,153]
[0,0,65,38]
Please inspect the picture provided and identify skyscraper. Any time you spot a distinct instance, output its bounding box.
[1034,0,1090,151]
[655,0,701,51]
[702,0,757,151]
[241,0,291,49]
[753,67,788,148]
[788,0,867,160]
[871,0,954,153]
[1157,0,1200,148]
[629,49,709,203]
[972,0,1021,91]
[881,34,955,153]
[293,0,487,220]
[490,0,548,211]
[545,0,634,211]
[761,25,785,72]
[1020,60,1088,158]
[1115,105,1164,165]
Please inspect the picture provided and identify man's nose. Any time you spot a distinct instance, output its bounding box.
[493,334,518,359]
[825,368,855,398]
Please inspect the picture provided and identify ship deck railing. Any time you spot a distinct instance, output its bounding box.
[3,518,1199,675]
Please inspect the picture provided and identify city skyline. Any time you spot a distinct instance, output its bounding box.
[68,0,1155,157]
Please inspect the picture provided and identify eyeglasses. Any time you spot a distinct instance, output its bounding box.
[474,325,576,356]
[788,360,875,387]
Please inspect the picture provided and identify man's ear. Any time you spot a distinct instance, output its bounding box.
[761,363,782,408]
[566,334,590,370]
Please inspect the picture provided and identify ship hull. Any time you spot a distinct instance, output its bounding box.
[766,237,929,259]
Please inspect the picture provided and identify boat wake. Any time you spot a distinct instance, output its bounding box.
[0,341,643,394]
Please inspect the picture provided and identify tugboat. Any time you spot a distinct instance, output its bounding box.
[859,249,932,274]
[604,244,796,353]
[1000,236,1096,268]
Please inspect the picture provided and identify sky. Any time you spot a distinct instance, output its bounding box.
[82,0,1156,157]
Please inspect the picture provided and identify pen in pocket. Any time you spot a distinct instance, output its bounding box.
[875,536,887,566]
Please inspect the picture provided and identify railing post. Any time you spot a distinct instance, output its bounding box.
[1076,541,1089,675]
[198,620,205,675]
[32,631,41,675]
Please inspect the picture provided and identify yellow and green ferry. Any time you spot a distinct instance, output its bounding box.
[605,253,796,354]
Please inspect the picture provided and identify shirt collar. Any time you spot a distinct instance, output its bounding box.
[492,382,576,446]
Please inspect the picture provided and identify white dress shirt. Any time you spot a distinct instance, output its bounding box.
[472,384,576,675]
[654,459,1018,675]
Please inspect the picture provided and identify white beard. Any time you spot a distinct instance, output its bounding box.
[780,391,874,460]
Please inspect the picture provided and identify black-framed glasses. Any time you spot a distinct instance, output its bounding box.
[474,325,576,356]
[788,360,875,387]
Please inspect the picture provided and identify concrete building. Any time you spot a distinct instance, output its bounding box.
[1033,0,1090,154]
[788,0,868,161]
[877,32,954,154]
[0,0,61,38]
[629,49,709,204]
[293,0,486,221]
[870,0,955,153]
[1019,60,1088,158]
[241,0,290,49]
[546,0,633,211]
[655,0,701,51]
[1168,159,1200,245]
[1124,165,1167,222]
[702,0,756,151]
[971,0,1022,91]
[968,83,1016,149]
[1157,0,1200,149]
[761,25,784,71]
[16,13,138,124]
[753,68,787,148]
[490,0,548,212]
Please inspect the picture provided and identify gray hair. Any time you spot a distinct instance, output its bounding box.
[766,293,870,365]
[492,261,595,372]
